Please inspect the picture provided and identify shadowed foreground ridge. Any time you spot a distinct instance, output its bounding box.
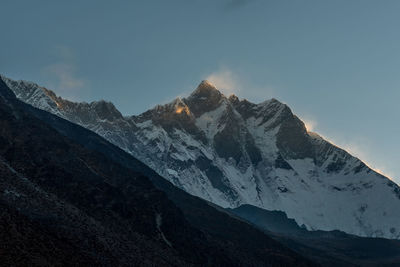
[0,80,315,266]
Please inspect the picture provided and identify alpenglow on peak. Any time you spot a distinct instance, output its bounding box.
[189,80,221,97]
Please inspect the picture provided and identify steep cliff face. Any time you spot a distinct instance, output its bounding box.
[4,75,400,239]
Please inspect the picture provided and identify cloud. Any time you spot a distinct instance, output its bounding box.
[43,63,85,90]
[302,118,317,132]
[206,69,241,96]
[205,67,275,103]
[41,46,88,101]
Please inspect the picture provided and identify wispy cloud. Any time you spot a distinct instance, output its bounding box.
[43,63,85,90]
[302,118,317,132]
[205,67,275,102]
[206,68,241,96]
[41,46,88,101]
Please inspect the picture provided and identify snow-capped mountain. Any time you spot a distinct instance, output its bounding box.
[3,75,400,239]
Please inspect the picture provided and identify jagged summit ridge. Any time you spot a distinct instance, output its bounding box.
[190,80,219,96]
[1,76,123,123]
[4,74,400,240]
[185,80,226,117]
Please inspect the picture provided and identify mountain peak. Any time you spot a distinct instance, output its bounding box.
[228,94,240,105]
[199,79,217,89]
[190,80,221,98]
[185,80,224,117]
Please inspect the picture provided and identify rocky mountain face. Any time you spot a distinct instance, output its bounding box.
[0,78,316,266]
[3,76,400,240]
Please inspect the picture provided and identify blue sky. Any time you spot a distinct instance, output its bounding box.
[1,0,399,183]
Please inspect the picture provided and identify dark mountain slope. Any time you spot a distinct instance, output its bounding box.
[0,198,101,266]
[0,80,315,266]
[228,205,400,267]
